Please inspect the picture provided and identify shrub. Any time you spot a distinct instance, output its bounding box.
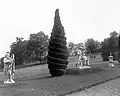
[47,9,69,76]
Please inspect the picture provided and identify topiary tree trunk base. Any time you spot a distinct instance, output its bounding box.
[49,69,66,77]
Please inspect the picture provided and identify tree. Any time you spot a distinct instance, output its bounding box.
[77,43,85,49]
[101,31,119,61]
[47,9,69,76]
[0,57,5,68]
[27,31,49,63]
[67,42,85,56]
[77,43,86,52]
[118,32,120,63]
[85,38,100,53]
[101,38,110,61]
[67,42,75,55]
[95,41,101,52]
[110,31,118,38]
[68,42,75,50]
[10,37,28,65]
[109,31,118,51]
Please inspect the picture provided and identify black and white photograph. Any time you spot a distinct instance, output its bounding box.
[0,0,120,96]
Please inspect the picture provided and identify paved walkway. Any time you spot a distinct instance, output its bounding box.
[0,61,120,96]
[67,77,120,96]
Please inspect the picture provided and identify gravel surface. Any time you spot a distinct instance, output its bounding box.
[66,77,120,96]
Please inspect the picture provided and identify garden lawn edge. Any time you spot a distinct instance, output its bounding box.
[59,68,120,96]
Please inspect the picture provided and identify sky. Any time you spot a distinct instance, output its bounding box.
[0,0,120,58]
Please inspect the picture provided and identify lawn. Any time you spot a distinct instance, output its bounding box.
[1,54,120,96]
[1,55,117,96]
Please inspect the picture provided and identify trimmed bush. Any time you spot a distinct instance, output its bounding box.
[47,9,69,76]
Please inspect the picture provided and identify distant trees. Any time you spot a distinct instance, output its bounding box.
[2,22,120,67]
[10,31,49,65]
[27,31,49,63]
[77,43,85,50]
[66,31,120,62]
[118,32,120,63]
[67,42,75,55]
[0,57,5,68]
[10,37,28,65]
[85,38,101,53]
[67,39,101,56]
[68,42,77,55]
[101,31,118,61]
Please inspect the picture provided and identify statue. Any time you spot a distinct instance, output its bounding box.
[11,54,15,80]
[76,49,91,69]
[108,52,115,67]
[3,52,15,83]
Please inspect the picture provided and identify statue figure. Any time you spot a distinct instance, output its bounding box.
[76,49,91,69]
[4,52,15,83]
[11,54,15,80]
[109,52,115,67]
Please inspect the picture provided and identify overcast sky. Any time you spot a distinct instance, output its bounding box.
[0,0,120,57]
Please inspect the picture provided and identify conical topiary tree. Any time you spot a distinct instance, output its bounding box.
[47,9,69,76]
[118,33,120,63]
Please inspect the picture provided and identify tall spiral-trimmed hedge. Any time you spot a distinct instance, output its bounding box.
[118,34,120,63]
[47,9,69,76]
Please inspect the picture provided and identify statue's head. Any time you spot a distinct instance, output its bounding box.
[5,52,10,58]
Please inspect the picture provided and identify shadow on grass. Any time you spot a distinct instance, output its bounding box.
[0,82,31,89]
[16,75,53,81]
[65,67,106,76]
[0,76,53,88]
[16,67,106,81]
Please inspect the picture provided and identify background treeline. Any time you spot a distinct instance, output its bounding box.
[67,39,101,56]
[0,30,119,68]
[68,31,119,61]
[101,31,118,61]
[3,31,49,67]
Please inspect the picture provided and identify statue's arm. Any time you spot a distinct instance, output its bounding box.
[4,58,12,63]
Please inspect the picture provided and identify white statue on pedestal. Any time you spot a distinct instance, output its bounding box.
[76,49,91,69]
[109,52,115,67]
[3,52,15,84]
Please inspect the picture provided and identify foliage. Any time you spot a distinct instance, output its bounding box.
[27,31,49,63]
[68,42,75,50]
[85,38,101,53]
[67,42,86,56]
[67,42,75,55]
[77,43,85,50]
[47,9,69,76]
[0,57,5,68]
[67,42,77,55]
[101,31,118,61]
[118,32,120,63]
[10,31,49,66]
[10,37,28,65]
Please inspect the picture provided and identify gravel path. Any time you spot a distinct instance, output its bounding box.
[67,77,120,96]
